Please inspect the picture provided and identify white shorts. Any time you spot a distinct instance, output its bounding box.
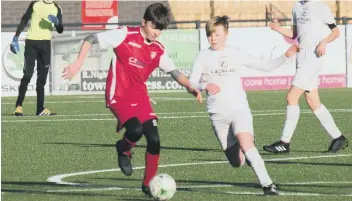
[292,47,323,91]
[209,107,254,150]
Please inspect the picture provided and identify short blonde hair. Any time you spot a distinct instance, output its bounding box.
[205,15,230,37]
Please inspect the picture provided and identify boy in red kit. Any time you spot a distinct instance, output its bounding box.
[62,3,201,197]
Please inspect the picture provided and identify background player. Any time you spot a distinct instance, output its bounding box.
[189,15,298,195]
[11,0,63,116]
[263,0,348,154]
[62,3,201,197]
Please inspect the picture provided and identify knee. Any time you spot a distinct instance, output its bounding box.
[286,93,299,105]
[21,74,32,84]
[305,94,321,111]
[37,80,47,88]
[125,118,144,142]
[305,95,314,106]
[306,96,320,110]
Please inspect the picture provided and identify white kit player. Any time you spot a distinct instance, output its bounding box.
[263,0,348,154]
[189,15,299,196]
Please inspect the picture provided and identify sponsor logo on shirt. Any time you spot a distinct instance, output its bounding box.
[297,7,311,24]
[128,57,146,68]
[218,56,229,68]
[128,41,141,48]
[210,68,237,75]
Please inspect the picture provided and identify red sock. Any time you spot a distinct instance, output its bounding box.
[120,137,136,155]
[124,137,136,149]
[143,152,160,186]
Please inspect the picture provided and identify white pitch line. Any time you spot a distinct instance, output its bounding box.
[2,118,116,123]
[1,100,105,104]
[222,191,352,197]
[282,181,352,185]
[46,187,129,193]
[0,97,206,105]
[2,109,352,119]
[0,113,287,123]
[47,154,352,186]
[3,109,352,123]
[45,186,352,197]
[165,181,352,190]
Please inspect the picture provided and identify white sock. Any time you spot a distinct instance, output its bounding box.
[313,104,342,139]
[245,147,273,187]
[280,105,300,143]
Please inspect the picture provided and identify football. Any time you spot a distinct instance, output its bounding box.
[149,173,177,200]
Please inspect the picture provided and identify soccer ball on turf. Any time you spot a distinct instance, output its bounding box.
[149,173,177,200]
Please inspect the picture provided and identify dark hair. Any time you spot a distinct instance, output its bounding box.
[143,3,171,30]
[206,15,230,37]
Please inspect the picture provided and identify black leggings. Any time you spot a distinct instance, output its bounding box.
[123,118,160,154]
[16,39,51,113]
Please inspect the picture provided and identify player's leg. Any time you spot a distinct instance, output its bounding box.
[36,40,56,116]
[305,89,348,152]
[224,130,245,168]
[14,40,38,116]
[141,118,160,197]
[237,133,278,195]
[263,85,304,154]
[116,117,144,176]
[210,113,243,167]
[233,108,278,195]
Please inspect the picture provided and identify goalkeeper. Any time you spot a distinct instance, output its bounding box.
[11,0,63,116]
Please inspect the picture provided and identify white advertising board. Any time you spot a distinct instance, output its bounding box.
[1,32,50,97]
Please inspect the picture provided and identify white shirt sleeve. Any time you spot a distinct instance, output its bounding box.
[189,51,206,90]
[96,26,127,48]
[237,48,289,72]
[158,51,176,73]
[321,4,335,25]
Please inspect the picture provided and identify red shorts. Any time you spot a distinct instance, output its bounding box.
[109,97,157,132]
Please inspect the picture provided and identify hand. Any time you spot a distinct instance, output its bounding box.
[316,41,327,57]
[269,18,280,31]
[285,44,299,57]
[187,87,203,103]
[10,36,19,54]
[48,14,59,25]
[62,61,82,79]
[205,83,220,95]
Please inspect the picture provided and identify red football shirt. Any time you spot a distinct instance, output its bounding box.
[96,26,176,105]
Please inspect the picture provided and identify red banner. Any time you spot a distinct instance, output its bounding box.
[81,0,118,30]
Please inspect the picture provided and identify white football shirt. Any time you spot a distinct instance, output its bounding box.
[292,1,335,47]
[189,46,289,113]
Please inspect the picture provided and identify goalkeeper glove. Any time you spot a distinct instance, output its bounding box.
[10,36,19,54]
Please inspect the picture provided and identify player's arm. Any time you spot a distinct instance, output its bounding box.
[15,1,35,37]
[274,25,297,39]
[170,71,202,103]
[188,52,207,91]
[269,8,298,39]
[159,52,202,103]
[62,27,127,79]
[322,26,340,44]
[241,45,298,72]
[316,4,339,56]
[53,3,64,34]
[10,1,35,54]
